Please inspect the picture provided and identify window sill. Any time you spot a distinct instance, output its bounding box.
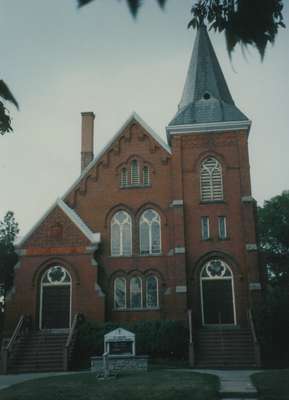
[200,200,226,205]
[120,184,151,190]
[201,238,212,242]
[109,254,163,258]
[113,307,160,312]
[218,237,230,241]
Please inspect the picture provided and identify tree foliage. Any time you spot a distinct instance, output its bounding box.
[0,211,19,293]
[258,190,289,285]
[78,0,285,59]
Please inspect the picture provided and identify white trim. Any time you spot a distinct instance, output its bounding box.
[176,285,187,293]
[114,277,127,309]
[62,112,171,202]
[201,216,210,240]
[166,119,251,136]
[130,276,143,309]
[241,196,255,203]
[200,260,237,326]
[170,200,184,207]
[139,209,161,256]
[146,275,159,308]
[39,267,72,330]
[174,247,185,254]
[57,199,100,244]
[17,198,100,248]
[218,216,227,239]
[246,243,258,251]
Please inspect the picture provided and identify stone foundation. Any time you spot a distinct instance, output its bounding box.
[90,355,149,372]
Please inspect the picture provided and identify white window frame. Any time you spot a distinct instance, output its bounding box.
[201,216,210,240]
[139,209,161,256]
[130,276,143,309]
[200,157,224,202]
[114,277,127,309]
[218,216,227,239]
[111,211,132,257]
[146,275,159,309]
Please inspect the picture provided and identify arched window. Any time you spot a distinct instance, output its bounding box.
[146,276,158,308]
[143,166,150,186]
[111,211,132,256]
[139,209,161,255]
[131,160,140,185]
[114,277,126,309]
[200,157,223,201]
[130,277,142,308]
[120,167,128,188]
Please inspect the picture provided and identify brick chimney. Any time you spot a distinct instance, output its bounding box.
[81,112,95,172]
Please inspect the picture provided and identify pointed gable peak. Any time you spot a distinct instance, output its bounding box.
[179,25,234,111]
[167,25,250,132]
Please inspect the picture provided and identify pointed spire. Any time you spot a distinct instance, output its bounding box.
[168,26,249,129]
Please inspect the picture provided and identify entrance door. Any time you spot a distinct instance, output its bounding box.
[200,259,236,325]
[42,286,70,329]
[40,266,71,329]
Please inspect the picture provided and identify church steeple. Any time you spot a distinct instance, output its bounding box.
[167,25,250,133]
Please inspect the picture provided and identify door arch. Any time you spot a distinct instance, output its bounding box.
[200,259,236,325]
[39,265,72,329]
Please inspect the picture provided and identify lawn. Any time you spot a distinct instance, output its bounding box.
[0,370,219,400]
[251,369,289,400]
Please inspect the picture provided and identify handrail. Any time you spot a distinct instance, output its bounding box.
[248,308,258,344]
[2,314,31,374]
[65,313,81,349]
[6,315,25,352]
[248,308,261,367]
[64,313,82,371]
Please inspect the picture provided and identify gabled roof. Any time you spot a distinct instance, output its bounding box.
[17,198,100,248]
[168,25,249,130]
[62,111,171,201]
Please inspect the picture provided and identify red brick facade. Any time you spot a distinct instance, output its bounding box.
[4,116,261,334]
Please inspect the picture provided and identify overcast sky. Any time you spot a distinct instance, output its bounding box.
[0,0,288,236]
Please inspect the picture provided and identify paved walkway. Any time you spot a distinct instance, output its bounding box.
[0,371,78,391]
[195,369,259,399]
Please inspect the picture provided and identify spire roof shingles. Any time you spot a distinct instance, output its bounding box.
[168,25,249,127]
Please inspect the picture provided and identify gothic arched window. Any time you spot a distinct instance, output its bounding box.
[114,277,126,309]
[200,157,223,201]
[139,209,161,255]
[130,277,142,308]
[111,211,132,256]
[146,275,158,308]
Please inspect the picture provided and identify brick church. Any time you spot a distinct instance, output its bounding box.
[3,26,261,370]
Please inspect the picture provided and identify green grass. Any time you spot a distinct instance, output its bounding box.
[0,370,219,400]
[251,369,289,400]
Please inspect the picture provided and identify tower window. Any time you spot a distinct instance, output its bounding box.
[218,216,227,239]
[200,157,223,202]
[201,216,210,240]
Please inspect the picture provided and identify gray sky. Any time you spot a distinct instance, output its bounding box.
[0,0,288,236]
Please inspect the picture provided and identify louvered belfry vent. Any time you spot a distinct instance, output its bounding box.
[200,157,223,201]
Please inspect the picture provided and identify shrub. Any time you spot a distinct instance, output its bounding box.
[74,319,188,369]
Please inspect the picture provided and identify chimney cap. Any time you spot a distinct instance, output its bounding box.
[81,111,95,118]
